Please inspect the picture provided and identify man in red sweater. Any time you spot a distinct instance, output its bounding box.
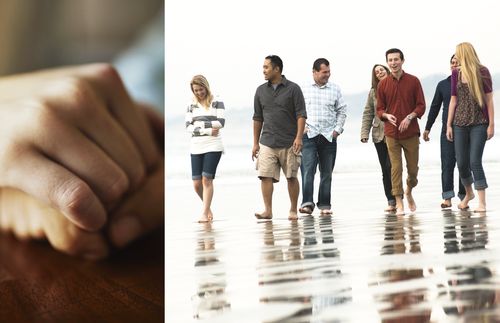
[376,48,426,215]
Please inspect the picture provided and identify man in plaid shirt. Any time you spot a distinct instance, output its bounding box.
[299,58,347,215]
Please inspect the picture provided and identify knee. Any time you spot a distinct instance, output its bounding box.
[193,180,202,190]
[202,177,213,187]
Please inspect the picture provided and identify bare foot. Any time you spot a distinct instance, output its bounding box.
[288,211,298,221]
[207,210,214,221]
[474,205,486,213]
[320,209,333,216]
[198,213,211,223]
[405,193,416,212]
[458,193,475,210]
[395,199,404,215]
[255,212,273,220]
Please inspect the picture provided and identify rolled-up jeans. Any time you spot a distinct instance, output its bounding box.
[453,124,488,190]
[440,127,465,200]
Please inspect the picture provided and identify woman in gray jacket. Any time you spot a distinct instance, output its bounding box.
[360,64,395,212]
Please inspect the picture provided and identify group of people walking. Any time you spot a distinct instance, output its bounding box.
[185,42,495,222]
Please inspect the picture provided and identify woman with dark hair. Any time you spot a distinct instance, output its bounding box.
[423,54,465,209]
[186,75,225,222]
[360,64,395,212]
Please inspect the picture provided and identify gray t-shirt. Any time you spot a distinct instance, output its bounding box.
[253,76,307,148]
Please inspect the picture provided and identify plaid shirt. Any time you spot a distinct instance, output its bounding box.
[302,81,347,142]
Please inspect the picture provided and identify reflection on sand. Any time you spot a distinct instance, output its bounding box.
[257,217,351,322]
[192,223,231,319]
[166,170,500,322]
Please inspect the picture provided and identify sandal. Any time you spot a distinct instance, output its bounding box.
[441,202,452,209]
[384,205,396,212]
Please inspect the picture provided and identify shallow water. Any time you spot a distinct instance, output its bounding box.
[166,168,500,322]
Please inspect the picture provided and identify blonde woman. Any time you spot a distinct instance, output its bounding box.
[186,75,225,222]
[361,64,396,212]
[446,42,495,212]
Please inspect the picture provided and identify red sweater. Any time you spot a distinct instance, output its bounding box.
[376,71,426,139]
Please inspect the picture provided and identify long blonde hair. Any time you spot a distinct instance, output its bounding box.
[455,42,486,107]
[190,75,213,108]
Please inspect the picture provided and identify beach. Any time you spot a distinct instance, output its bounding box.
[166,112,500,322]
[167,161,500,322]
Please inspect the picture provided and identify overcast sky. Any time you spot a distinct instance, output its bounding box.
[166,0,500,116]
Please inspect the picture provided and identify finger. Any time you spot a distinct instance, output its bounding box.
[33,116,130,206]
[42,206,109,260]
[5,151,107,231]
[43,78,147,189]
[108,162,164,248]
[76,64,160,170]
[0,188,108,260]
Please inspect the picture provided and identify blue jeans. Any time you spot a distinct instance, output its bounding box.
[191,151,222,180]
[300,134,337,211]
[453,124,488,190]
[440,128,465,200]
[374,141,395,206]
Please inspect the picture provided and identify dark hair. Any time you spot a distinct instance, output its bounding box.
[385,48,404,61]
[313,58,330,71]
[265,55,283,73]
[371,64,390,90]
[450,54,456,63]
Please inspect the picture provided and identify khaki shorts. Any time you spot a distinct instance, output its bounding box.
[256,144,301,182]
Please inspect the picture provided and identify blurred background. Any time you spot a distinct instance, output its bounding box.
[0,0,164,110]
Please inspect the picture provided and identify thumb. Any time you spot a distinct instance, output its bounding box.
[108,162,164,248]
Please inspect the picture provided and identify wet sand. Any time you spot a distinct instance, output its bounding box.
[166,162,500,322]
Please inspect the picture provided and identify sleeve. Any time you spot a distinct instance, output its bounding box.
[185,104,211,136]
[481,66,493,94]
[425,82,444,130]
[293,85,307,119]
[185,104,199,135]
[451,68,458,97]
[211,101,225,129]
[413,78,426,118]
[360,89,375,139]
[253,88,264,121]
[376,82,386,120]
[334,85,347,134]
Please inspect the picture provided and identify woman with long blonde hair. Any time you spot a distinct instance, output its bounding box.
[446,42,495,212]
[185,75,225,222]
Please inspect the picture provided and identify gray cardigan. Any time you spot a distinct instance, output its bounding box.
[360,88,386,143]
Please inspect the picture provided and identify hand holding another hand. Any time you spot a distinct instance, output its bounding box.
[0,63,164,259]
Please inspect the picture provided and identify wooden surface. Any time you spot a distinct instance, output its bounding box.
[0,228,164,323]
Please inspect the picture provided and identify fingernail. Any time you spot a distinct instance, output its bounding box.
[111,216,142,247]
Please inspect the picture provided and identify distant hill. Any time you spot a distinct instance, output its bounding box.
[345,72,500,118]
[166,73,500,125]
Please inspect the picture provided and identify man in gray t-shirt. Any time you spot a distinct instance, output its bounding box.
[252,55,307,220]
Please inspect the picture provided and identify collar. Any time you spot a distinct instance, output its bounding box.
[390,70,405,81]
[311,80,330,88]
[267,75,288,87]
